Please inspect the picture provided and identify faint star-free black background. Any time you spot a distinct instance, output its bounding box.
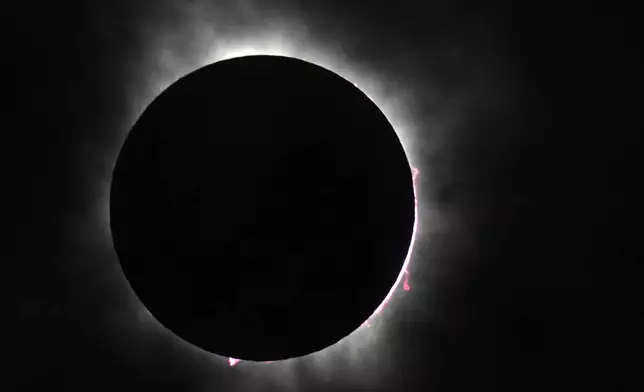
[5,1,638,391]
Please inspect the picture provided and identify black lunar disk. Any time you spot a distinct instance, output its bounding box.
[110,55,415,361]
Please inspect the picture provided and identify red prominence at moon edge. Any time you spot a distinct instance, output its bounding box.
[229,167,420,366]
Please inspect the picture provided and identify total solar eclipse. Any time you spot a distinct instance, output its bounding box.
[109,55,415,362]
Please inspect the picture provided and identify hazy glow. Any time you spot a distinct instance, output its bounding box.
[102,10,436,389]
[129,33,424,369]
[129,28,419,163]
[51,1,523,389]
[55,0,519,389]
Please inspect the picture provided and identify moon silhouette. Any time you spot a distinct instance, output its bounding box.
[109,55,415,361]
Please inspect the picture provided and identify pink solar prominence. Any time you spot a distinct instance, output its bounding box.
[228,166,420,366]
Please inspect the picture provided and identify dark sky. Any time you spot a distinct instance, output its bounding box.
[7,1,637,391]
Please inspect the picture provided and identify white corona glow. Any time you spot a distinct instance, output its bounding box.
[128,27,419,162]
[104,11,431,390]
[58,1,518,389]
